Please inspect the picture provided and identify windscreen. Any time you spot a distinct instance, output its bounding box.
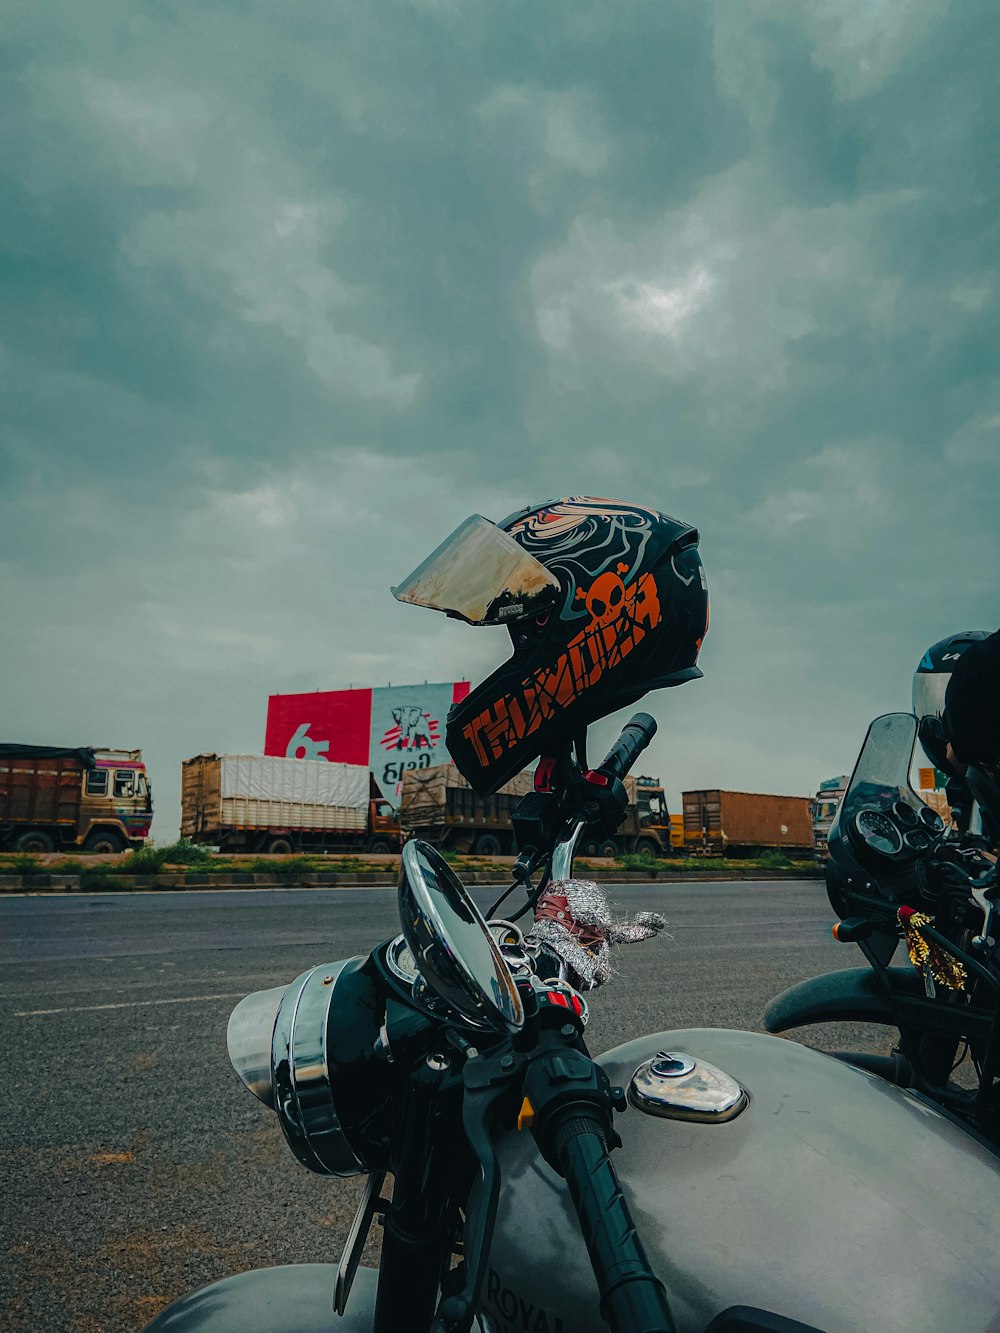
[391,515,560,626]
[835,712,924,835]
[827,713,931,960]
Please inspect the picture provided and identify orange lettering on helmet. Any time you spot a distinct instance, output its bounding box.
[507,695,526,739]
[463,712,491,766]
[461,574,664,765]
[632,572,661,628]
[555,655,576,705]
[568,641,592,691]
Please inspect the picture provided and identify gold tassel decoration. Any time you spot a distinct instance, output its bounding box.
[897,906,967,994]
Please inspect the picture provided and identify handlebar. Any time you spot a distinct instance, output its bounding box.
[553,1107,674,1333]
[593,713,658,784]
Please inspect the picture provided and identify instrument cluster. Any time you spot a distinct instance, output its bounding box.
[852,799,945,863]
[385,919,541,990]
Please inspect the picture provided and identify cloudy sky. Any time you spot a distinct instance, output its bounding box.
[2,0,998,841]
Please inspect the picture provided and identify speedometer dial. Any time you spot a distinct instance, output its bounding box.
[855,808,904,856]
[919,805,945,834]
[891,800,918,828]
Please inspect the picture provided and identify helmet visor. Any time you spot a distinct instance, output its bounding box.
[913,671,950,722]
[391,515,561,626]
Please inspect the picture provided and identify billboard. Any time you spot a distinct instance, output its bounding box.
[265,682,471,807]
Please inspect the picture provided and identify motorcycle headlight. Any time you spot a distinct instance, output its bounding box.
[228,955,393,1177]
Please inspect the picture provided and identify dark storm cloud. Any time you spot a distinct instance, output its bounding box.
[1,0,997,837]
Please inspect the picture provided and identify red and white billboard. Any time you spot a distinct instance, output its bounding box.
[265,682,471,807]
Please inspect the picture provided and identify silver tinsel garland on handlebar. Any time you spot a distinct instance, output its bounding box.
[529,878,667,989]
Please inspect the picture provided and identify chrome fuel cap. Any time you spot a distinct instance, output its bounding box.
[629,1050,748,1123]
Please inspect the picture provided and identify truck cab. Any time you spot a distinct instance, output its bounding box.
[83,750,153,851]
[634,777,676,856]
[367,783,402,854]
[812,775,849,860]
[0,745,152,854]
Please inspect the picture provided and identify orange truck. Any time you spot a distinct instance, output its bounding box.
[0,744,152,853]
[682,789,813,857]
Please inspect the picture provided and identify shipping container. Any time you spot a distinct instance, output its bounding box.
[682,789,813,856]
[181,754,399,854]
[0,743,152,853]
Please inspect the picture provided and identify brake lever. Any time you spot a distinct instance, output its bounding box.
[431,1044,528,1333]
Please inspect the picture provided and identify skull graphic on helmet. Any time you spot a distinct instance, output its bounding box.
[585,571,627,626]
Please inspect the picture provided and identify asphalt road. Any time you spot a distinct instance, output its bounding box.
[1,881,888,1332]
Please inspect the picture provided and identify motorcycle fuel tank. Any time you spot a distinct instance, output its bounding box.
[484,1028,1000,1333]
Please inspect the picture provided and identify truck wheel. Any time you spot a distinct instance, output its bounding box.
[15,829,55,854]
[84,829,125,854]
[367,838,392,855]
[635,838,660,859]
[474,833,503,858]
[598,839,619,860]
[266,836,295,855]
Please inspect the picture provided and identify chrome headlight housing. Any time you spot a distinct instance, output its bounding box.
[228,955,392,1177]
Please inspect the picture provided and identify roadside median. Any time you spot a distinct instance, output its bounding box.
[0,845,823,893]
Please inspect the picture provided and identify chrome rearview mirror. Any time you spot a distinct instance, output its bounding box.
[398,840,524,1034]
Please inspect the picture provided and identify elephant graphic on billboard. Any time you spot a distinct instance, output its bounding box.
[390,705,436,750]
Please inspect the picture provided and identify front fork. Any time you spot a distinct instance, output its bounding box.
[373,1056,465,1333]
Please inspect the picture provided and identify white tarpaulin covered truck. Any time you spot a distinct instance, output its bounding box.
[181,754,400,854]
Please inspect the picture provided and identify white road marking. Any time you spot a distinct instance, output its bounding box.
[15,992,247,1017]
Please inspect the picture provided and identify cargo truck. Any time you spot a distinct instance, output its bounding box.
[181,753,400,854]
[812,775,850,859]
[0,744,152,853]
[399,764,675,858]
[682,789,813,857]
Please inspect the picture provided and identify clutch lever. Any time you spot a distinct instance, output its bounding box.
[432,1043,528,1333]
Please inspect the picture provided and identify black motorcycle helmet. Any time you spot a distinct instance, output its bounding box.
[944,630,1000,842]
[392,497,709,795]
[913,631,992,774]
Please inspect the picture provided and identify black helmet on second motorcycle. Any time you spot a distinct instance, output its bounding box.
[392,497,709,794]
[943,629,1000,840]
[912,630,993,774]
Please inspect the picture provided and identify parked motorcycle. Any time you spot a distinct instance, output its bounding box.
[766,710,1000,1147]
[148,714,1000,1333]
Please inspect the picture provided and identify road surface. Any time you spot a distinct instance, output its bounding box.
[1,881,885,1332]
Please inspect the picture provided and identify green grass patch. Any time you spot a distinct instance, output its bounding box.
[613,851,820,875]
[617,851,663,872]
[78,870,127,891]
[0,854,42,875]
[754,849,792,870]
[127,840,216,874]
[237,855,335,878]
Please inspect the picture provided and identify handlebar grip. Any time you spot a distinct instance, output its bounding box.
[553,1110,674,1333]
[595,713,658,783]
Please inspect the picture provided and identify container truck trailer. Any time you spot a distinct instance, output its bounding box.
[0,744,152,853]
[181,754,400,853]
[682,789,813,857]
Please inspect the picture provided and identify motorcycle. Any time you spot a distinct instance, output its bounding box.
[148,714,1000,1333]
[766,710,1000,1146]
